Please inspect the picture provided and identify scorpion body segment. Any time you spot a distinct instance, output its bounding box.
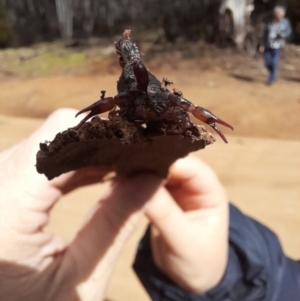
[76,29,233,143]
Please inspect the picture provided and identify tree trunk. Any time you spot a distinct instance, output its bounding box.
[55,0,74,46]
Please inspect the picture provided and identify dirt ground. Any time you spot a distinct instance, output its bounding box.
[0,62,299,140]
[0,60,299,300]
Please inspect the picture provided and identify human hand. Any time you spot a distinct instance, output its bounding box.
[0,109,155,301]
[144,157,229,294]
[259,45,265,53]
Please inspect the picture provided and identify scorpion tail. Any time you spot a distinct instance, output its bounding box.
[133,61,149,92]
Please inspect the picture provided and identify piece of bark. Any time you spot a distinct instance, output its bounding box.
[36,116,215,180]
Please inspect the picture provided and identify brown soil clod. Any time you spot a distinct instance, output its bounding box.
[36,115,215,180]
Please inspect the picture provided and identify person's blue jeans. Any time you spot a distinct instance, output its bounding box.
[264,48,281,84]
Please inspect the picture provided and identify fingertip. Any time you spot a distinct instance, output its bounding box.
[29,108,79,148]
[171,156,210,173]
[16,108,80,181]
[45,108,79,128]
[104,173,163,213]
[168,156,216,186]
[47,108,78,120]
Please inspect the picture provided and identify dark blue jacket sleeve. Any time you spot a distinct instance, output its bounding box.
[133,204,300,301]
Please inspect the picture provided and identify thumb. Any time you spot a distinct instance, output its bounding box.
[2,108,79,193]
[22,108,79,180]
[145,186,191,251]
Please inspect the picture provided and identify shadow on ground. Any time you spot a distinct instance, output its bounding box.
[282,76,300,83]
[228,73,266,84]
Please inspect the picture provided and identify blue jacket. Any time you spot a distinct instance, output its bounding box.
[133,204,300,301]
[261,18,292,49]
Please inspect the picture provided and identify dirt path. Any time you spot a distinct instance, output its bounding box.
[0,67,299,141]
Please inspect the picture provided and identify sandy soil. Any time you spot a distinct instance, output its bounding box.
[0,65,299,140]
[0,65,299,300]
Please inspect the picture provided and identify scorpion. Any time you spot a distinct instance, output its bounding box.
[76,29,233,143]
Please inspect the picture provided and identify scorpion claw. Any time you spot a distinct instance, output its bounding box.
[208,123,229,143]
[180,97,233,143]
[75,96,115,129]
[191,105,234,143]
[211,116,234,131]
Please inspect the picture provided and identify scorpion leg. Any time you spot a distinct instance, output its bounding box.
[180,97,233,143]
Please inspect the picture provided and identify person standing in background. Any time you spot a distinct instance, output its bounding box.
[259,6,291,85]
